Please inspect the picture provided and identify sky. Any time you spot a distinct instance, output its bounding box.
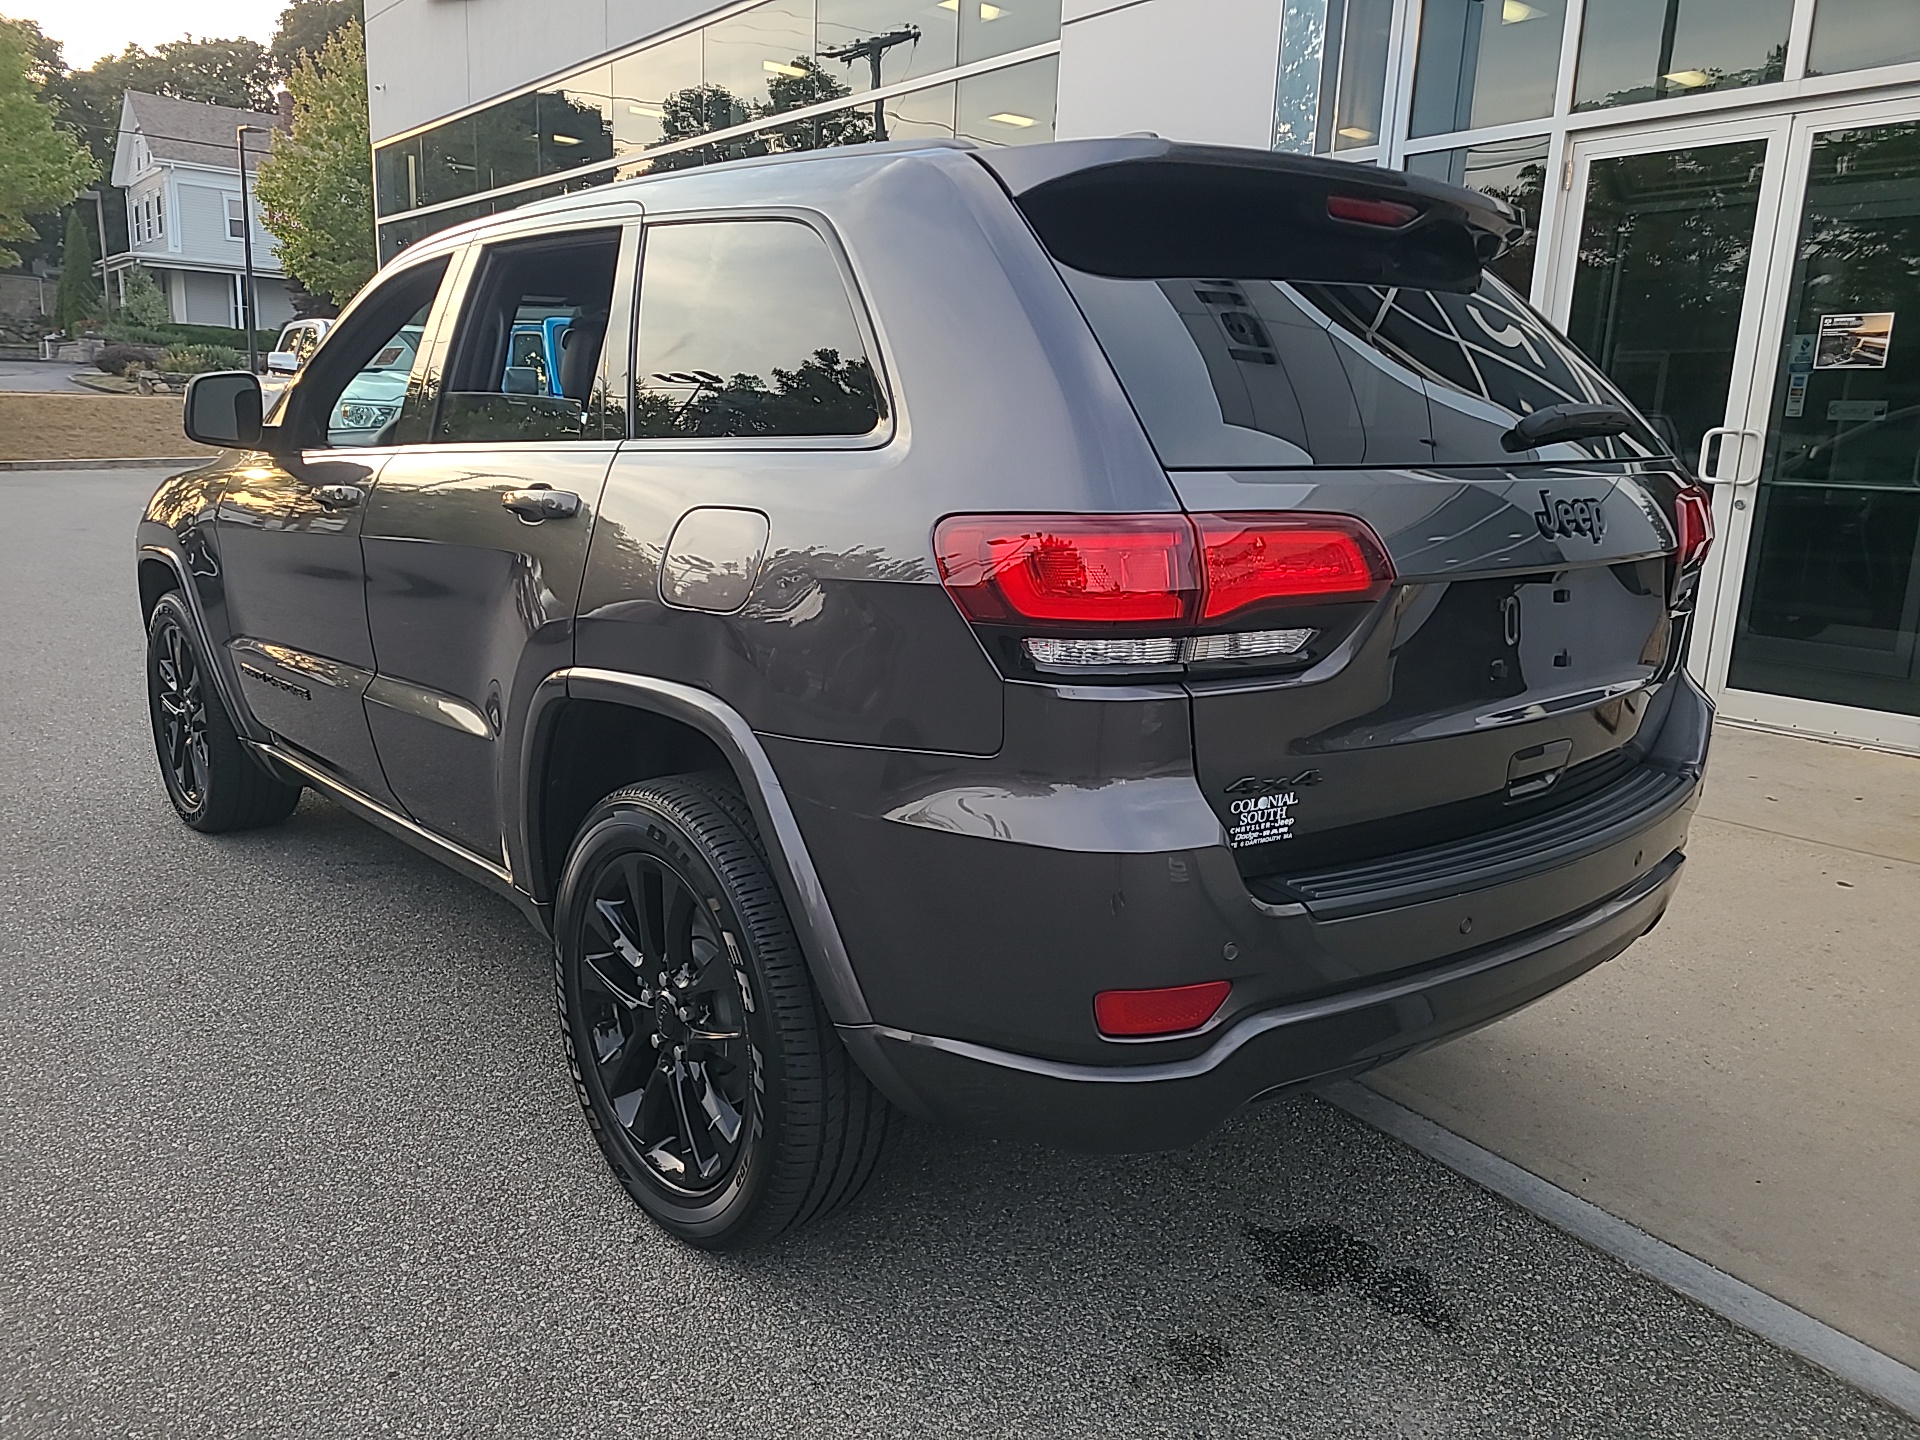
[3,0,284,67]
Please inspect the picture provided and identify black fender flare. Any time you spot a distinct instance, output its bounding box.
[135,539,262,742]
[524,668,875,1029]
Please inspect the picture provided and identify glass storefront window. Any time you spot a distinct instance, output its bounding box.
[705,0,817,123]
[1565,140,1766,471]
[1807,0,1920,76]
[1574,0,1791,111]
[958,0,1061,66]
[1331,0,1395,150]
[472,93,541,193]
[1729,121,1920,718]
[610,32,704,152]
[1411,0,1568,137]
[956,54,1057,145]
[817,0,958,90]
[1273,0,1330,153]
[539,69,616,174]
[1406,136,1549,295]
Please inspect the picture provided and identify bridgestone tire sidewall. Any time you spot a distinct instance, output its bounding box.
[555,794,784,1244]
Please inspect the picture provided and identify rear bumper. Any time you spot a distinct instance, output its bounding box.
[841,850,1683,1151]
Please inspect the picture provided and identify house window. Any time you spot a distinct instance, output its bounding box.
[154,191,164,238]
[226,195,247,240]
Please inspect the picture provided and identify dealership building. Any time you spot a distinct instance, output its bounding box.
[365,0,1920,751]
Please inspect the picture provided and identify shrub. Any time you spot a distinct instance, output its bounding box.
[156,344,247,375]
[95,343,164,375]
[117,266,172,328]
[101,320,277,352]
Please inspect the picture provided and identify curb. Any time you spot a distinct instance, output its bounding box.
[1318,1080,1920,1421]
[0,456,209,472]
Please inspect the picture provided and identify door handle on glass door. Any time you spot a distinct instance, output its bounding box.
[502,488,581,521]
[314,483,363,508]
[1698,427,1762,486]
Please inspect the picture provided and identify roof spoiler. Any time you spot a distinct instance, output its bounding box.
[974,139,1526,292]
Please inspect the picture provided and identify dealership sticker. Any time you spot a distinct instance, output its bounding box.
[1815,312,1895,370]
[1229,790,1299,847]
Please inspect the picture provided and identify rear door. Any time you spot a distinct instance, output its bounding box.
[1064,265,1686,872]
[360,218,636,863]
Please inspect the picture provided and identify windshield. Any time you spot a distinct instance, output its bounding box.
[1062,268,1667,469]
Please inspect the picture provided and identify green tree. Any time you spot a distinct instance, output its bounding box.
[271,0,365,74]
[51,206,98,327]
[117,263,169,325]
[254,22,374,304]
[0,19,96,268]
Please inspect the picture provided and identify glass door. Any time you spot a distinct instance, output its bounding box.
[1712,103,1920,752]
[1542,117,1796,672]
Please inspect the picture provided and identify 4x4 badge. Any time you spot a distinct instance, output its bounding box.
[1535,490,1606,543]
[1225,769,1322,795]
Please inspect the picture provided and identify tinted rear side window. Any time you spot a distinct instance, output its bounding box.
[633,219,883,439]
[1062,269,1665,468]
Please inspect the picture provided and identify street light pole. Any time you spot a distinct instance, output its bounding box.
[236,124,271,372]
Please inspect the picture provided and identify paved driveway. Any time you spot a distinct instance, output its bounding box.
[0,359,94,392]
[1,468,1913,1439]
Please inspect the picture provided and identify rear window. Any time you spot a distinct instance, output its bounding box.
[1062,269,1666,468]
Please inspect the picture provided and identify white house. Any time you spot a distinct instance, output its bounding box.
[107,90,296,330]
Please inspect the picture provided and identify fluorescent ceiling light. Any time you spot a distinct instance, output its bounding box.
[764,60,809,77]
[980,3,1004,17]
[988,111,1035,127]
[628,103,664,118]
[1337,125,1375,140]
[551,133,581,144]
[1663,68,1712,87]
[938,0,957,7]
[1501,0,1544,21]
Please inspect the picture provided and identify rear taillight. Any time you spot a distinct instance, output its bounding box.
[934,512,1391,674]
[1673,484,1714,571]
[1095,981,1231,1038]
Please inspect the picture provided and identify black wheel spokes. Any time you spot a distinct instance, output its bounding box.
[579,851,754,1195]
[156,622,209,804]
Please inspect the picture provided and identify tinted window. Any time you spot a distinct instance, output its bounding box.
[287,256,448,449]
[435,230,621,444]
[1064,269,1663,468]
[633,220,883,439]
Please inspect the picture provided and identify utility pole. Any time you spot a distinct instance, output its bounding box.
[819,27,920,142]
[236,124,271,372]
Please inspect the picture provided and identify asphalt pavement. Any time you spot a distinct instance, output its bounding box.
[2,467,1913,1440]
[0,359,94,392]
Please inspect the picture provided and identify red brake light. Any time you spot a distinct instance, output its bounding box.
[1327,193,1420,228]
[1674,483,1714,570]
[1195,515,1390,619]
[933,515,1197,625]
[1095,981,1232,1038]
[933,514,1391,628]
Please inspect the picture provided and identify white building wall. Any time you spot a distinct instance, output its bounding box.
[1055,0,1285,149]
[366,0,721,142]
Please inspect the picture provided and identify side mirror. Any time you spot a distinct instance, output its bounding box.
[267,349,301,374]
[184,371,264,448]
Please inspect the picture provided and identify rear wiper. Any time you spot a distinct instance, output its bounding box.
[1501,402,1636,454]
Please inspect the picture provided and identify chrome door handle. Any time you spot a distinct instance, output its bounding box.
[502,488,581,521]
[314,483,363,508]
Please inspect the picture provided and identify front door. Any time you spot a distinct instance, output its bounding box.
[1711,102,1920,752]
[360,220,635,864]
[215,254,455,803]
[1544,118,1795,672]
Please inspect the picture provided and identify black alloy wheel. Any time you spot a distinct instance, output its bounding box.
[556,775,888,1248]
[145,592,303,833]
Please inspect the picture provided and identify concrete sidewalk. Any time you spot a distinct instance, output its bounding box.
[1370,721,1920,1369]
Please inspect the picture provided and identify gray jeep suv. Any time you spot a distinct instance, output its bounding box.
[138,138,1713,1249]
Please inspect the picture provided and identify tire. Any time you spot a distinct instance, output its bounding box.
[554,773,889,1249]
[145,591,303,833]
